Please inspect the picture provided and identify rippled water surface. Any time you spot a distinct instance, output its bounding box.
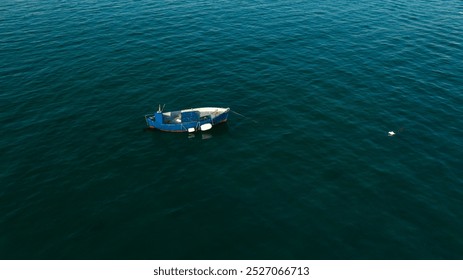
[1,0,463,259]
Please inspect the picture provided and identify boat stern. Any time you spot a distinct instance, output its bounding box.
[145,114,156,128]
[145,111,164,129]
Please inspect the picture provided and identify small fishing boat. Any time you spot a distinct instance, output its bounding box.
[145,105,230,132]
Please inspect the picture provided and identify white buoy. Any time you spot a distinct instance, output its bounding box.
[388,131,395,137]
[188,127,195,133]
[200,123,212,131]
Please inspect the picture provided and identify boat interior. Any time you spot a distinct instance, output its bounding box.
[162,108,228,124]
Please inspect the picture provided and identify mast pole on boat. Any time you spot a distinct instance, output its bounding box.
[157,104,165,113]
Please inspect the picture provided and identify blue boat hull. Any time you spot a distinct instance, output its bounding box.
[145,107,230,132]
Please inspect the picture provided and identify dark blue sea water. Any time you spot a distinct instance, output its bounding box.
[1,0,462,259]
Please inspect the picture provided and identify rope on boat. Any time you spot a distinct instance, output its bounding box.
[231,110,258,124]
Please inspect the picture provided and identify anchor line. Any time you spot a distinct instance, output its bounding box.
[230,110,258,124]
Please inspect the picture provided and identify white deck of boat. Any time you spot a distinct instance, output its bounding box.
[180,107,229,118]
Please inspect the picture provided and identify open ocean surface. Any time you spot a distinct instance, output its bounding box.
[1,0,463,259]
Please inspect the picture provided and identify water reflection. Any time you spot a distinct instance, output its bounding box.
[187,132,212,140]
